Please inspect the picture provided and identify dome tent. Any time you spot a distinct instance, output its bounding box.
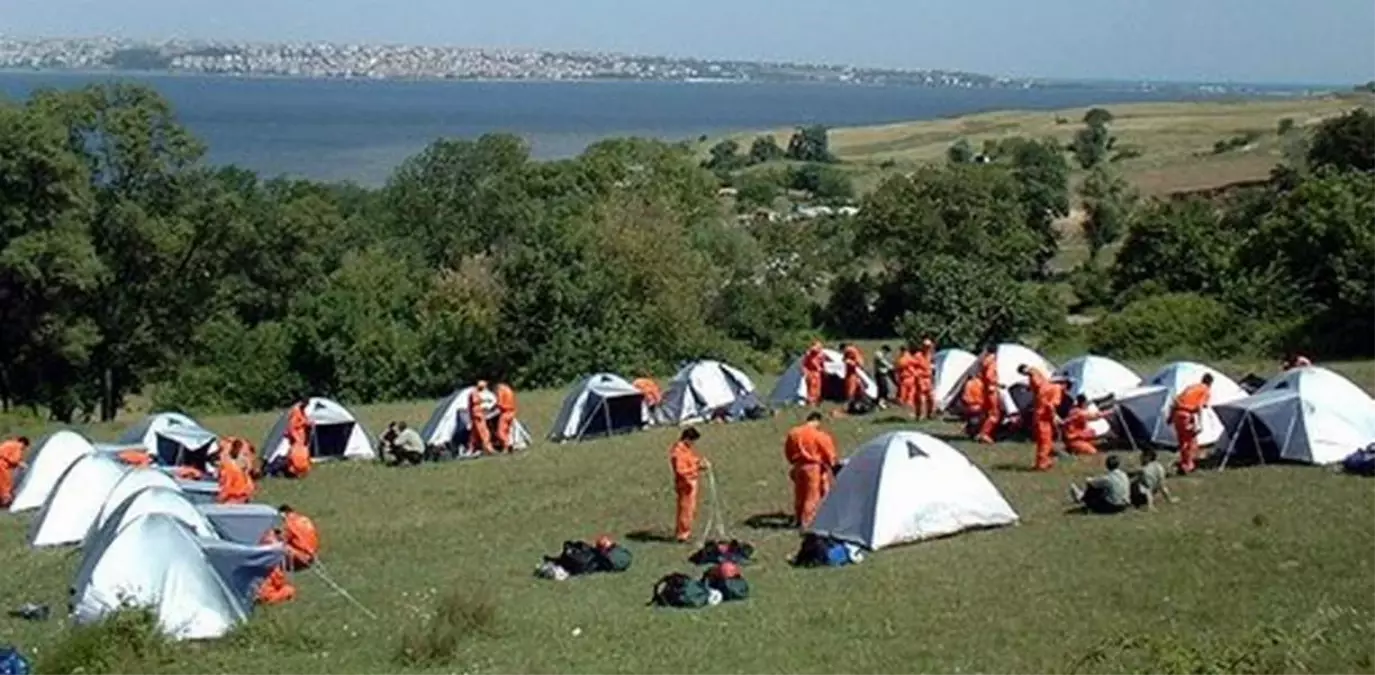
[1113,362,1247,448]
[933,348,978,410]
[262,397,375,464]
[808,431,1019,551]
[945,344,1056,417]
[118,412,218,467]
[28,454,128,548]
[657,360,761,425]
[1215,366,1375,466]
[81,486,218,551]
[768,349,878,406]
[421,386,533,455]
[85,469,183,546]
[1054,355,1142,403]
[548,373,650,443]
[72,513,282,641]
[9,430,98,513]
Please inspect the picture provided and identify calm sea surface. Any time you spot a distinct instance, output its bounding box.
[1,71,1217,185]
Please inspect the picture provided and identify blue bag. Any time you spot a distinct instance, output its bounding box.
[0,646,31,675]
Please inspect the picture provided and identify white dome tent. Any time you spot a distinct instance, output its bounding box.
[421,386,533,454]
[1113,362,1247,448]
[262,397,375,465]
[1215,366,1375,466]
[118,412,219,466]
[82,486,218,551]
[808,431,1019,551]
[9,430,98,513]
[29,454,128,548]
[1055,355,1142,403]
[72,513,282,641]
[768,348,878,406]
[85,469,183,546]
[946,344,1056,416]
[657,360,760,425]
[548,373,650,443]
[933,348,978,411]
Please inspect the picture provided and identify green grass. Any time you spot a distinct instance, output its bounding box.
[2,358,1373,673]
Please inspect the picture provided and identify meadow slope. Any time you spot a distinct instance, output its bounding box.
[1,358,1373,673]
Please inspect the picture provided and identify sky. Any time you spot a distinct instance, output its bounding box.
[2,0,1372,84]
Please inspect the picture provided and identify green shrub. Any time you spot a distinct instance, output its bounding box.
[1088,293,1238,360]
[395,589,502,667]
[38,606,171,674]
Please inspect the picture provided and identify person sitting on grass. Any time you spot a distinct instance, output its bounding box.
[379,421,425,466]
[1131,449,1178,510]
[1068,454,1131,515]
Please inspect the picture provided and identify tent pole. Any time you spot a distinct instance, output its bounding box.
[1278,408,1299,463]
[1217,413,1242,471]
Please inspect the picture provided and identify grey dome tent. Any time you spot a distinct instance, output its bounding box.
[422,386,533,455]
[118,412,218,468]
[657,360,761,425]
[548,373,650,443]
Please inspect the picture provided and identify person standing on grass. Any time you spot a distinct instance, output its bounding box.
[914,338,937,420]
[873,345,895,410]
[974,346,1002,444]
[669,427,709,543]
[1171,374,1213,474]
[802,340,825,407]
[468,381,495,456]
[785,412,839,529]
[841,343,864,404]
[1068,454,1131,514]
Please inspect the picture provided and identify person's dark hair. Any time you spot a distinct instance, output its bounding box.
[680,427,701,442]
[1075,394,1088,407]
[1202,373,1215,385]
[880,344,891,352]
[278,504,294,514]
[18,436,30,445]
[1106,455,1121,471]
[806,412,824,423]
[1141,448,1158,463]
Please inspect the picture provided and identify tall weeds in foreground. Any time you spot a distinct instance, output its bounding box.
[1069,604,1375,674]
[37,607,171,674]
[395,588,502,667]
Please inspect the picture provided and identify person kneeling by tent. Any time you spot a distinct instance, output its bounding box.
[380,421,425,466]
[1061,395,1106,456]
[256,565,296,606]
[260,504,320,571]
[1068,455,1131,515]
[536,536,632,580]
[216,442,255,504]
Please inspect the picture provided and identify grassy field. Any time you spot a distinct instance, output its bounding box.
[2,357,1373,673]
[723,94,1374,197]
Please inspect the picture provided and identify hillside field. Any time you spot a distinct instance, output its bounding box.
[1,356,1372,673]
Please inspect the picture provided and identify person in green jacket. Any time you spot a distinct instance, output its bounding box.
[1068,454,1131,514]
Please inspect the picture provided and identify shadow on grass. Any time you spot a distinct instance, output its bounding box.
[743,512,795,531]
[624,529,680,543]
[869,415,917,426]
[990,462,1041,473]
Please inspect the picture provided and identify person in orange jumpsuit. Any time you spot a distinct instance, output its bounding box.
[960,377,986,436]
[286,399,312,447]
[494,382,518,452]
[841,343,864,403]
[275,504,320,570]
[974,348,1002,443]
[1172,374,1213,474]
[801,341,825,406]
[256,565,296,605]
[1022,364,1060,471]
[1062,394,1106,456]
[894,346,918,413]
[784,412,839,529]
[219,436,259,478]
[217,443,254,504]
[912,339,936,419]
[632,375,662,412]
[467,380,495,455]
[115,449,153,468]
[669,427,709,543]
[284,439,311,479]
[0,436,29,508]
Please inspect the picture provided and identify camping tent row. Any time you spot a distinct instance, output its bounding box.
[1214,366,1375,466]
[548,362,765,442]
[808,430,1019,551]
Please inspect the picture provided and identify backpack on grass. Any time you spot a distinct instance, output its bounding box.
[688,539,755,566]
[596,544,633,572]
[649,573,712,608]
[702,565,750,602]
[548,541,599,576]
[1342,445,1375,476]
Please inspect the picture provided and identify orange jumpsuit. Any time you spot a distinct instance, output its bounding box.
[961,377,985,423]
[115,449,152,468]
[468,388,494,455]
[913,349,934,418]
[286,404,311,447]
[1032,379,1062,471]
[842,346,864,402]
[784,423,838,528]
[283,511,320,569]
[895,351,918,410]
[1172,383,1211,473]
[632,378,662,408]
[669,440,705,542]
[286,441,311,478]
[1062,406,1103,456]
[802,345,825,406]
[975,355,1001,443]
[256,566,296,605]
[220,437,259,477]
[172,465,205,480]
[0,439,25,508]
[495,384,518,451]
[217,455,253,504]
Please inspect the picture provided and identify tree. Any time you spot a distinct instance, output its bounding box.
[1083,108,1115,128]
[705,139,747,172]
[789,164,854,201]
[748,136,785,164]
[1070,107,1117,170]
[889,255,1063,349]
[786,125,835,163]
[1000,137,1071,271]
[1306,108,1375,173]
[1109,198,1242,303]
[1079,165,1137,261]
[947,138,974,164]
[1276,117,1296,136]
[734,170,784,210]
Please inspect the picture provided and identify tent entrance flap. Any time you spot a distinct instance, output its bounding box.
[311,423,354,458]
[577,393,645,439]
[820,373,847,401]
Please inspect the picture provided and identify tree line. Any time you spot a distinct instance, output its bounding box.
[1,84,1371,422]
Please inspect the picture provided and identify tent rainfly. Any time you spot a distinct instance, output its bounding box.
[261,397,375,465]
[28,455,128,548]
[657,360,761,425]
[548,373,650,443]
[1215,366,1375,466]
[118,412,218,467]
[768,349,879,406]
[1112,362,1247,449]
[82,486,218,551]
[808,430,1019,551]
[933,348,978,410]
[197,503,282,545]
[421,386,533,455]
[9,430,98,513]
[1054,355,1142,403]
[72,513,282,641]
[946,344,1056,417]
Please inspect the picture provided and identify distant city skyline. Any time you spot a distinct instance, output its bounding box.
[1,0,1372,84]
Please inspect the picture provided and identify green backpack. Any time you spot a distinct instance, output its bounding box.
[707,576,749,601]
[598,545,633,573]
[650,573,711,608]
